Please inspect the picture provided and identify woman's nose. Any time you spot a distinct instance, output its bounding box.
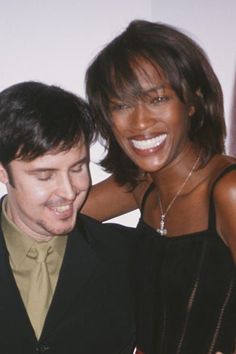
[130,103,155,130]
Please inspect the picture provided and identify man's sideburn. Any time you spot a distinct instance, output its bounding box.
[5,164,16,188]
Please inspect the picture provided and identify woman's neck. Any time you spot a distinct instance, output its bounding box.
[150,145,202,198]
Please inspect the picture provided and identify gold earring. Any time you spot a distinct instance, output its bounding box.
[188,106,195,117]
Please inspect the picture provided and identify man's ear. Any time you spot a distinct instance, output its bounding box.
[0,163,9,184]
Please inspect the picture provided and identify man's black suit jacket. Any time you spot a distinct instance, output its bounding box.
[0,211,137,354]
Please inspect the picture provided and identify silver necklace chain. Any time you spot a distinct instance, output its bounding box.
[156,153,201,236]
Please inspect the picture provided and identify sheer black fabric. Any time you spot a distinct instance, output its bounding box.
[135,165,236,354]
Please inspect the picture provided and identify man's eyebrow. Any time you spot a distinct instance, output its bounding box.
[70,156,89,168]
[26,156,89,174]
[27,168,56,174]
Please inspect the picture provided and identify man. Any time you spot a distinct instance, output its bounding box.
[0,81,136,354]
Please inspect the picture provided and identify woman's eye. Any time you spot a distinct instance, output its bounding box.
[151,96,168,105]
[110,102,130,112]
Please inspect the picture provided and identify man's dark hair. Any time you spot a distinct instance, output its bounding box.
[0,81,96,166]
[86,20,225,188]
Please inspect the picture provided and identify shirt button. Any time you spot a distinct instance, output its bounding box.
[36,344,50,353]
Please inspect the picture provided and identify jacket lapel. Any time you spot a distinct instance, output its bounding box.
[0,226,37,342]
[41,218,100,338]
[0,197,100,342]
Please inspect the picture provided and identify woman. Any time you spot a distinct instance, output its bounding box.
[83,20,236,354]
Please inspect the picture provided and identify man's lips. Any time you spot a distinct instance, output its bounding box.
[47,203,73,215]
[131,133,167,150]
[51,205,71,213]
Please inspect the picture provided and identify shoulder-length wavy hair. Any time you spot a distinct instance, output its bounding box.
[86,20,225,188]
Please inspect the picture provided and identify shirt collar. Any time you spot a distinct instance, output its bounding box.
[1,197,68,269]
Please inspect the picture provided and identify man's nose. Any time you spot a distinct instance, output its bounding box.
[57,175,76,200]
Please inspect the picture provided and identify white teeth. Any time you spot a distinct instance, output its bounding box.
[53,205,70,213]
[131,134,167,150]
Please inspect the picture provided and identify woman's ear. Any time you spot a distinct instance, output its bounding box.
[188,87,204,117]
[0,163,9,184]
[188,105,195,117]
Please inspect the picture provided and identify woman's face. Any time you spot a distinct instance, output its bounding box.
[109,62,194,173]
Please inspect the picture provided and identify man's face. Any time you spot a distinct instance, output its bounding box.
[0,143,90,241]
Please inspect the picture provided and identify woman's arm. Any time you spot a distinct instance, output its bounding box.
[82,174,151,222]
[81,175,138,221]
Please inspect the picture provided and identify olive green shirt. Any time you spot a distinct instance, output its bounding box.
[1,197,68,338]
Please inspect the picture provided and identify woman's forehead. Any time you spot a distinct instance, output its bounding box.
[110,58,168,97]
[110,58,167,95]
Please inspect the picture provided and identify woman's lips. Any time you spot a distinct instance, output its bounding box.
[131,133,167,150]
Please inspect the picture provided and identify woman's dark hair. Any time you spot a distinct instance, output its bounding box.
[0,81,96,166]
[86,19,225,188]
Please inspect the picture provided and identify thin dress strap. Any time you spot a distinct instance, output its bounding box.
[208,164,236,231]
[140,182,155,216]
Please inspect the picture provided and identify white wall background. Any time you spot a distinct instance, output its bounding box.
[151,0,236,154]
[0,0,235,226]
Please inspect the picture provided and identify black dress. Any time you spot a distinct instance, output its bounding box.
[135,165,236,354]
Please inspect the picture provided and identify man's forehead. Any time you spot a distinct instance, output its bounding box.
[44,142,87,157]
[11,143,88,168]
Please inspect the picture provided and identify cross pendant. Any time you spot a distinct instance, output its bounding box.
[156,215,167,236]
